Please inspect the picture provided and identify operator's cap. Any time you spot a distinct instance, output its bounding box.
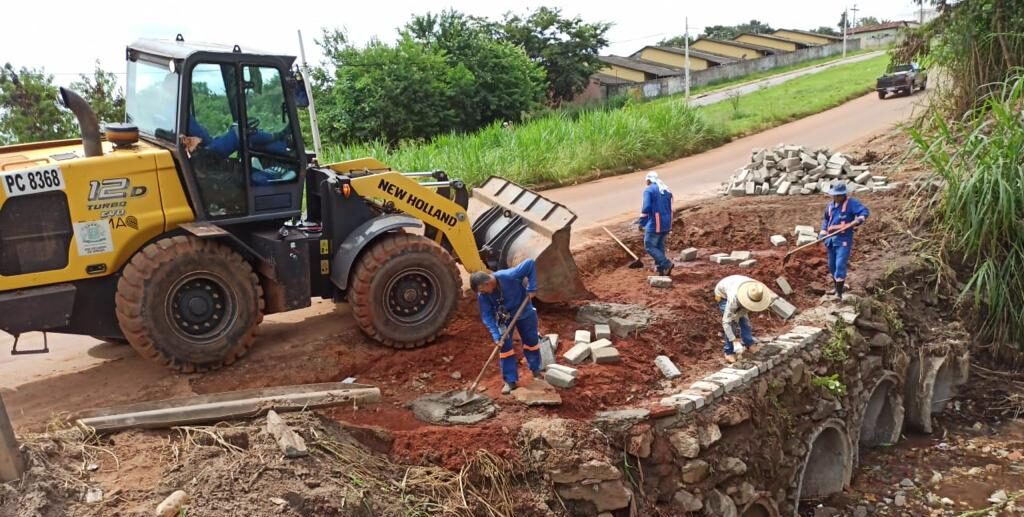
[827,182,849,196]
[737,281,775,312]
[645,171,659,183]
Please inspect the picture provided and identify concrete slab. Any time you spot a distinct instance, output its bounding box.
[730,251,752,260]
[655,355,682,379]
[738,259,757,269]
[545,368,577,388]
[776,276,794,295]
[679,247,699,261]
[796,234,817,246]
[589,338,614,354]
[649,276,673,288]
[563,342,592,364]
[770,235,788,247]
[547,364,579,378]
[770,298,794,319]
[512,379,563,406]
[593,347,621,364]
[793,225,815,236]
[539,336,556,370]
[593,324,611,341]
[546,334,559,353]
[574,330,591,344]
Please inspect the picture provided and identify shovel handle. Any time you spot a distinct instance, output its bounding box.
[602,226,641,261]
[464,295,533,396]
[784,222,856,261]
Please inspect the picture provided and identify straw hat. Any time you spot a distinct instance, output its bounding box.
[737,281,774,312]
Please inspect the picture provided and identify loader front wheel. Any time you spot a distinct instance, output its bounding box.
[115,236,264,372]
[349,233,460,348]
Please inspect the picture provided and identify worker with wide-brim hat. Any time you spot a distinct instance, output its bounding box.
[714,275,776,363]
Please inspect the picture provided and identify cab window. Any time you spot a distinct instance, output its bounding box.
[186,63,247,218]
[242,66,299,187]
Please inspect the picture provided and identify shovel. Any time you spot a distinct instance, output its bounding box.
[455,296,533,406]
[602,226,644,268]
[782,222,855,265]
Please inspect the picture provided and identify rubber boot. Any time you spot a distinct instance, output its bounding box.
[501,382,516,394]
[835,280,845,301]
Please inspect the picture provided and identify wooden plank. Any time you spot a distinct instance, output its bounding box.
[265,410,308,458]
[0,394,25,482]
[75,383,381,433]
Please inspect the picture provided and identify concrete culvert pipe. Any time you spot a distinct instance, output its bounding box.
[859,374,904,448]
[741,498,780,517]
[904,355,956,433]
[795,419,851,507]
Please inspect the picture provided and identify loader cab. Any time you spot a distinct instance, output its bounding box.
[126,36,306,223]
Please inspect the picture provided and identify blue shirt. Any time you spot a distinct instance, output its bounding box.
[821,197,869,247]
[477,259,538,342]
[638,183,673,233]
[188,119,287,157]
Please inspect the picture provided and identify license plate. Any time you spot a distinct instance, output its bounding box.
[1,165,65,198]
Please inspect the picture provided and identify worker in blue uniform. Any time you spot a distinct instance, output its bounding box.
[819,182,869,301]
[637,171,675,276]
[470,259,542,394]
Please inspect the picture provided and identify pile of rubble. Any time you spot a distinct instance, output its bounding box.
[721,144,894,197]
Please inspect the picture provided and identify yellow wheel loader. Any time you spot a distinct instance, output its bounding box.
[0,36,588,372]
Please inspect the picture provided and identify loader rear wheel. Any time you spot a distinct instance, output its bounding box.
[349,233,460,348]
[115,236,264,372]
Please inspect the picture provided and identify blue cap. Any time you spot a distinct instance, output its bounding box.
[827,182,849,196]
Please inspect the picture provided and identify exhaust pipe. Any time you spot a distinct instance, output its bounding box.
[58,87,102,158]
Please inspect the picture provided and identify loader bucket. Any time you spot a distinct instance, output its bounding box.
[470,176,591,303]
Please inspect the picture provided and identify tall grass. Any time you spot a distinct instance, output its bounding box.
[324,99,726,187]
[910,74,1024,349]
[322,54,887,188]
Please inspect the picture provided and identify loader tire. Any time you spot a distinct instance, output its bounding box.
[115,236,264,373]
[348,233,460,348]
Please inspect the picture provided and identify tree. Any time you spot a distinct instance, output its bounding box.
[702,20,774,40]
[838,11,851,32]
[812,26,841,37]
[405,10,546,131]
[857,16,882,27]
[69,61,125,126]
[0,63,74,145]
[657,35,694,47]
[500,7,611,105]
[316,36,473,144]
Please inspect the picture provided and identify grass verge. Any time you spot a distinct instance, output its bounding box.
[322,54,889,188]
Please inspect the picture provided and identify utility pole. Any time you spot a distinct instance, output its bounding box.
[684,16,691,101]
[919,3,924,24]
[0,394,24,482]
[851,4,860,29]
[842,7,849,58]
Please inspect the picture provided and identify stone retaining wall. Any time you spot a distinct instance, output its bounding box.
[521,296,970,516]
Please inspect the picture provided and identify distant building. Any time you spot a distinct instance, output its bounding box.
[772,29,842,46]
[597,55,682,82]
[849,21,920,49]
[691,38,778,60]
[734,33,811,52]
[630,45,736,71]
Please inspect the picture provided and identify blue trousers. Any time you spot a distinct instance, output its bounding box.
[644,231,672,270]
[718,299,754,355]
[499,310,542,384]
[827,243,852,281]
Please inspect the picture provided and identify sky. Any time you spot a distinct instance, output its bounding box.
[1,0,927,86]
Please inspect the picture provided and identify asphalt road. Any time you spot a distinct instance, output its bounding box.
[0,89,924,401]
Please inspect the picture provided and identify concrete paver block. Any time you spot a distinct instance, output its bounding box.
[563,342,592,364]
[745,182,756,195]
[648,276,673,288]
[738,259,757,269]
[679,248,698,261]
[770,235,788,246]
[574,330,591,344]
[589,338,614,353]
[547,364,579,378]
[660,396,696,414]
[594,324,611,341]
[546,334,559,353]
[776,181,792,195]
[705,372,744,393]
[721,366,758,383]
[545,368,577,388]
[796,233,817,246]
[730,251,752,260]
[776,276,793,295]
[539,336,556,370]
[655,355,682,379]
[793,225,815,236]
[770,297,798,320]
[592,347,621,364]
[690,381,725,399]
